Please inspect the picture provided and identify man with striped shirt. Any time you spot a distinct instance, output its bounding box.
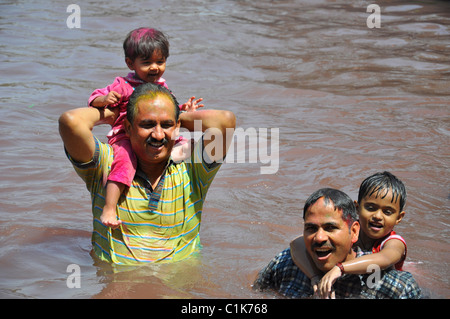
[59,83,235,265]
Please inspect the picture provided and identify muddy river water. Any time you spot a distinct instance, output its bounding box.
[0,0,449,298]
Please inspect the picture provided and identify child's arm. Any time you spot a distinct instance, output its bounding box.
[90,91,122,107]
[290,236,322,292]
[318,238,406,298]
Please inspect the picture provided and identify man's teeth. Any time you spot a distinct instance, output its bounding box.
[148,141,163,147]
[315,248,332,257]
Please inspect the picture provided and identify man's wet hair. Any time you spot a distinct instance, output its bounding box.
[303,188,358,225]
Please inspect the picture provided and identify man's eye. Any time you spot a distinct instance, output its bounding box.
[161,122,174,129]
[324,225,338,232]
[140,123,155,129]
[304,225,316,233]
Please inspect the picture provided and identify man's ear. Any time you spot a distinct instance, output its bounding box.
[174,119,181,137]
[350,221,360,245]
[124,119,132,137]
[125,57,134,70]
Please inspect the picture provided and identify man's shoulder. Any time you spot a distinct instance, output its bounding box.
[254,248,313,298]
[65,137,113,194]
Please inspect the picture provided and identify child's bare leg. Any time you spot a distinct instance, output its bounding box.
[101,181,124,229]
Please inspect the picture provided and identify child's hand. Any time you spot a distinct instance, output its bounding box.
[100,214,122,229]
[318,265,342,299]
[311,275,321,297]
[102,91,122,106]
[91,91,122,107]
[180,96,204,112]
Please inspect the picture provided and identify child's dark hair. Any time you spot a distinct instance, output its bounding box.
[123,27,169,61]
[358,171,407,211]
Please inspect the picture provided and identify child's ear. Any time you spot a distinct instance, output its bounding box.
[354,200,359,210]
[125,57,134,70]
[396,211,406,225]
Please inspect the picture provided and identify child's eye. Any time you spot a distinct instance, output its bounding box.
[364,204,377,211]
[383,210,395,216]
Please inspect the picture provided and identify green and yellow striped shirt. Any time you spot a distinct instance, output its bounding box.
[67,136,222,265]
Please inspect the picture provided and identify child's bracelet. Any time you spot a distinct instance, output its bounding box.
[336,262,345,275]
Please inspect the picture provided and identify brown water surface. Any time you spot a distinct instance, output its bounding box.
[0,0,449,298]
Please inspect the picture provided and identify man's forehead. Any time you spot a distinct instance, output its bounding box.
[305,197,342,220]
[136,95,176,116]
[309,197,336,211]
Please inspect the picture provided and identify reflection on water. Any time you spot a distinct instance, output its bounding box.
[0,0,449,298]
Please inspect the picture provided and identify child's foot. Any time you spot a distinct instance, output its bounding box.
[100,205,122,229]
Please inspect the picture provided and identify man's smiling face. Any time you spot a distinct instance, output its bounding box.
[125,94,180,166]
[303,197,359,273]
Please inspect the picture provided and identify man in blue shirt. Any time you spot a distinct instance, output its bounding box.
[253,188,421,299]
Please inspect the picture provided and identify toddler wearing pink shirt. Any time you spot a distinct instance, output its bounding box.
[89,27,203,229]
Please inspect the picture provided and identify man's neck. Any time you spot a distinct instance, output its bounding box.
[138,160,170,189]
[344,247,358,263]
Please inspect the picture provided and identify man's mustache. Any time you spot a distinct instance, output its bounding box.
[146,136,169,145]
[311,242,334,250]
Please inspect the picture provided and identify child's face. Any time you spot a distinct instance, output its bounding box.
[126,50,166,84]
[357,190,405,240]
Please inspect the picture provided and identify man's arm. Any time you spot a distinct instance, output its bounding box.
[58,107,118,163]
[179,109,236,162]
